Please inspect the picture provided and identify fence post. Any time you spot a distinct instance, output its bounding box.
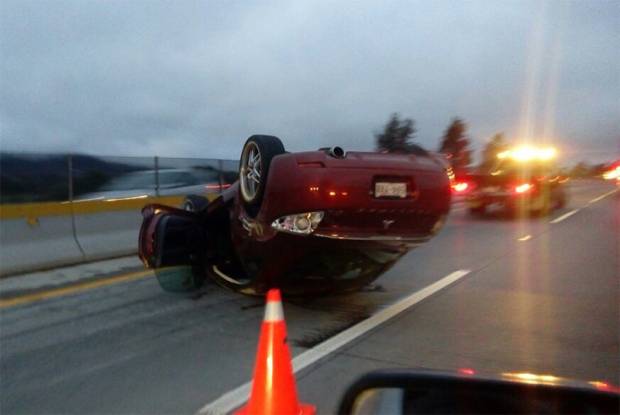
[218,159,224,192]
[154,156,160,197]
[67,154,86,257]
[67,154,73,202]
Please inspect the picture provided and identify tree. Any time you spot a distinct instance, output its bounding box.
[438,118,472,172]
[479,133,509,171]
[375,113,417,153]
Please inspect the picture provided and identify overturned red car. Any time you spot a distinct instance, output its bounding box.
[139,135,451,295]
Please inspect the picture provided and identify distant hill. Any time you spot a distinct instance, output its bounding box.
[0,153,148,203]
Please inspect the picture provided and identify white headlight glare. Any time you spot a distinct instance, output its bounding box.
[271,211,324,235]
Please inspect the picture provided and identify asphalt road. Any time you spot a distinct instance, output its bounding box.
[1,180,618,414]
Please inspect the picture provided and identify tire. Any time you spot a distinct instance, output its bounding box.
[556,190,568,209]
[183,195,209,212]
[531,193,550,217]
[239,135,285,216]
[468,205,486,216]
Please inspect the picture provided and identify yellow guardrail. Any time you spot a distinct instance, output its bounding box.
[0,195,187,220]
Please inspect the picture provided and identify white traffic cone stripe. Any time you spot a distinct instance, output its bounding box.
[263,300,284,322]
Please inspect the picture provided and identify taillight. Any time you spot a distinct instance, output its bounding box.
[451,181,469,193]
[603,166,620,180]
[514,183,533,194]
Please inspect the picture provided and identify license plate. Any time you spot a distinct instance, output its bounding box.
[482,186,501,193]
[375,182,407,198]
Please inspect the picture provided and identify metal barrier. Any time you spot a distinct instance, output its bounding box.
[1,214,85,276]
[0,153,236,276]
[0,196,187,276]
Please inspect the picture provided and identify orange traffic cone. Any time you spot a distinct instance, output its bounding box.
[235,289,316,415]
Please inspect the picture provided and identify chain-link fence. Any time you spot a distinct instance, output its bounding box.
[0,153,238,204]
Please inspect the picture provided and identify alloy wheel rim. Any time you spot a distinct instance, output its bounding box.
[240,142,262,201]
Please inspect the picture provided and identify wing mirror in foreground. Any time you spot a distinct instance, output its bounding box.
[338,370,619,415]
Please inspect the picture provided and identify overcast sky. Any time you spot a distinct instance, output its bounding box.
[1,0,618,164]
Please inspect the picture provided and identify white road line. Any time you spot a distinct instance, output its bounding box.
[517,235,532,241]
[197,269,471,415]
[550,209,579,224]
[588,189,618,204]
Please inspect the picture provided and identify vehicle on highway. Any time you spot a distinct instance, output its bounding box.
[338,369,620,414]
[78,168,227,200]
[602,160,620,185]
[464,146,568,216]
[138,135,451,295]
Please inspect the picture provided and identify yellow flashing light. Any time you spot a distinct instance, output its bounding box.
[497,146,557,162]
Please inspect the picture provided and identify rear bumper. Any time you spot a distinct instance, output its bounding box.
[313,232,431,244]
[257,153,451,238]
[466,192,532,207]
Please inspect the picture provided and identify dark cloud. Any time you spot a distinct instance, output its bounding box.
[1,0,618,164]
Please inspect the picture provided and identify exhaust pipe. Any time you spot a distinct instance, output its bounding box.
[320,146,346,159]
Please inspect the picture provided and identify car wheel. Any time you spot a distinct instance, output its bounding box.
[183,195,209,212]
[556,191,567,209]
[531,193,550,217]
[239,135,285,216]
[468,205,485,216]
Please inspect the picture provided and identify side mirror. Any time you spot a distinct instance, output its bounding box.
[338,370,619,415]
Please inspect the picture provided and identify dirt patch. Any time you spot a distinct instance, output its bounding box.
[292,312,370,348]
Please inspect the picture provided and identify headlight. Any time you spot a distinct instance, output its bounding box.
[271,211,324,235]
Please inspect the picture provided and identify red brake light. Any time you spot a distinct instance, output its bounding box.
[451,181,469,193]
[514,183,533,194]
